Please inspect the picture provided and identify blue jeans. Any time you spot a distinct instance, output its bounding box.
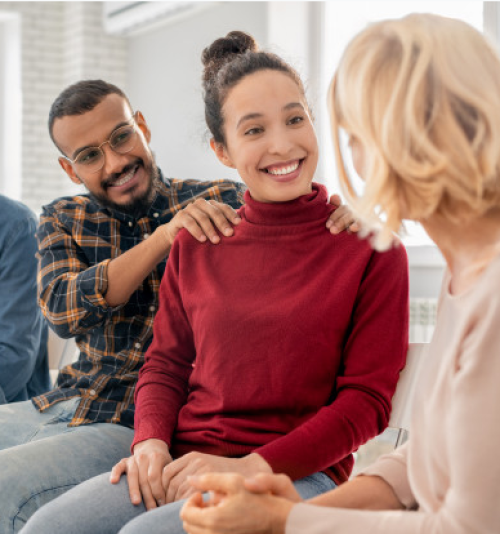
[20,468,336,534]
[0,399,134,533]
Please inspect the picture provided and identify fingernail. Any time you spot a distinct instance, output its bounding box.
[331,226,340,234]
[211,236,220,243]
[223,228,233,236]
[199,235,207,242]
[233,217,242,224]
[326,220,332,228]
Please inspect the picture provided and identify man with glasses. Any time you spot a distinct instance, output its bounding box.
[0,80,354,532]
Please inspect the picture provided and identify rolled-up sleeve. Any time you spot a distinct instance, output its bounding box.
[36,207,122,338]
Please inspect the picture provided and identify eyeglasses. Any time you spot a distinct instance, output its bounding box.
[63,115,139,174]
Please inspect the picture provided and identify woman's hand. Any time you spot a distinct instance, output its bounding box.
[162,452,272,503]
[181,473,295,534]
[243,472,302,502]
[327,194,360,234]
[110,438,173,510]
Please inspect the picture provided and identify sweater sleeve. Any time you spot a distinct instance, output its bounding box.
[287,285,500,534]
[255,243,409,480]
[0,215,46,402]
[132,237,195,450]
[360,442,416,509]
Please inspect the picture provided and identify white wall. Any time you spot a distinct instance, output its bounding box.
[126,2,268,184]
[0,1,127,214]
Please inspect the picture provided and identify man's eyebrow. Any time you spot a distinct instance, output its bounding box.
[71,120,131,160]
[235,102,305,130]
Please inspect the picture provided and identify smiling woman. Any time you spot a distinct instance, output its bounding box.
[210,69,318,203]
[20,30,409,534]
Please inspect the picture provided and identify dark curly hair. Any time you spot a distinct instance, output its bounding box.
[202,31,306,144]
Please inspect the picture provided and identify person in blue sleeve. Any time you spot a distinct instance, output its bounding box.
[0,194,51,404]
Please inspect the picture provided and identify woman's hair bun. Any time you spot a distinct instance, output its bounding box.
[202,31,258,81]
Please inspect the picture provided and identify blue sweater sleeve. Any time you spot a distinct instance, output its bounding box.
[0,214,48,403]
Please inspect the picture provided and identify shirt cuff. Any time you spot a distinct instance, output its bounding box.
[76,259,120,313]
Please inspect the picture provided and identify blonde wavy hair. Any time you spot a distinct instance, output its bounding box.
[330,13,500,250]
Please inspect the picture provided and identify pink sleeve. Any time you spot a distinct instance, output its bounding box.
[360,442,416,509]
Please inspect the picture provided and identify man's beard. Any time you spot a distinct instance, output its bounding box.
[90,159,160,219]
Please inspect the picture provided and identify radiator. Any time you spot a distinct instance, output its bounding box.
[409,298,437,343]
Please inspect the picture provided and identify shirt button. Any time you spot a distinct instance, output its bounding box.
[149,306,155,312]
[153,213,159,218]
[128,221,133,227]
[135,342,141,349]
[143,233,150,240]
[89,389,96,396]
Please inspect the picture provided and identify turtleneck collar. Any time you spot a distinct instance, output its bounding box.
[240,183,332,226]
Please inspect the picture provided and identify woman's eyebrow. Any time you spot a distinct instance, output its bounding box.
[235,103,304,130]
[236,113,262,129]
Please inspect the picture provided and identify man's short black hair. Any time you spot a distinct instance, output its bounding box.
[48,79,132,152]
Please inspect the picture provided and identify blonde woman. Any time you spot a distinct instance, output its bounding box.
[181,14,500,534]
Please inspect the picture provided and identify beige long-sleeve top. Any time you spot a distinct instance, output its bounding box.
[287,254,500,534]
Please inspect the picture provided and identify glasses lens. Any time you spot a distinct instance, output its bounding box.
[74,148,103,170]
[110,125,137,154]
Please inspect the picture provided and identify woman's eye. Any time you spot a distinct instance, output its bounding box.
[288,116,304,125]
[244,127,263,136]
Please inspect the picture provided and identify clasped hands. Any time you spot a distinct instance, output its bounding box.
[180,472,303,534]
[110,438,273,511]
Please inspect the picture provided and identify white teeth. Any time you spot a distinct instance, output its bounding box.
[267,162,300,175]
[113,167,136,187]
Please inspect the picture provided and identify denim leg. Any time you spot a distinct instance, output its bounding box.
[0,421,133,533]
[0,398,81,449]
[20,473,144,534]
[293,471,337,499]
[117,472,338,534]
[119,500,186,534]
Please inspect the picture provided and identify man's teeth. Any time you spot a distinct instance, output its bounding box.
[113,167,136,186]
[267,162,300,175]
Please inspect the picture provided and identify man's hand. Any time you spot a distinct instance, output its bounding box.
[327,194,359,234]
[162,452,272,503]
[161,199,241,249]
[109,438,173,510]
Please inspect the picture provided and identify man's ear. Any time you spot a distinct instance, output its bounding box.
[210,139,235,169]
[134,111,152,144]
[58,157,82,185]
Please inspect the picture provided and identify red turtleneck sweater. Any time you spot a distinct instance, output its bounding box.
[133,184,409,484]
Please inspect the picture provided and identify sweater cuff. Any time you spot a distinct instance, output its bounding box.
[131,417,173,453]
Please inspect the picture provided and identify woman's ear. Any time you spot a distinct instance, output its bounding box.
[210,139,235,169]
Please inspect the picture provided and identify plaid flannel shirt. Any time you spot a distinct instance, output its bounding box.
[33,173,245,427]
